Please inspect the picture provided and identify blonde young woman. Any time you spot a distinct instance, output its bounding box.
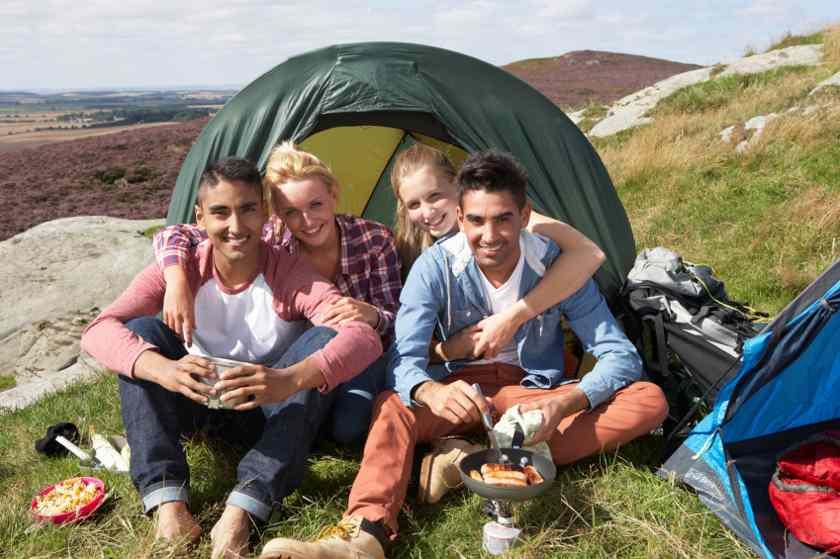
[388,143,605,504]
[153,142,401,446]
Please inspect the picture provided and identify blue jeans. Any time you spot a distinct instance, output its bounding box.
[327,354,386,445]
[118,317,338,521]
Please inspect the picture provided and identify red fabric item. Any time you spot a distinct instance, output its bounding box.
[769,433,840,555]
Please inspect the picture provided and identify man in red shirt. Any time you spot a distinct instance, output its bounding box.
[82,158,382,558]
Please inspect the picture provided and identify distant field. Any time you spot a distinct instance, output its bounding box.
[0,110,80,136]
[0,121,181,154]
[0,88,230,158]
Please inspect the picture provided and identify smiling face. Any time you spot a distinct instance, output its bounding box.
[273,176,338,249]
[458,188,530,285]
[195,178,266,277]
[398,165,460,239]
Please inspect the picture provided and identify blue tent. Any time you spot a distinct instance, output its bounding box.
[661,259,840,558]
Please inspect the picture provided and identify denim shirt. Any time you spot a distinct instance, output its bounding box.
[385,230,643,409]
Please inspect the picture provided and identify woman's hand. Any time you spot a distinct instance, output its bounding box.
[320,297,380,328]
[162,266,195,346]
[436,324,484,361]
[472,308,527,359]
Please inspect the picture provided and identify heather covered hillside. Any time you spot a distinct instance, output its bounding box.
[503,50,700,108]
[0,119,205,240]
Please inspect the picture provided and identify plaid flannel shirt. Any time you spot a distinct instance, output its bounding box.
[153,214,402,342]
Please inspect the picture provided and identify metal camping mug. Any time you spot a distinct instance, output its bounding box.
[200,356,252,410]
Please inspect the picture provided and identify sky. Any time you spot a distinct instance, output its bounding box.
[2,0,839,91]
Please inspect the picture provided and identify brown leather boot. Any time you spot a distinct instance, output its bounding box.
[417,437,484,505]
[259,516,386,559]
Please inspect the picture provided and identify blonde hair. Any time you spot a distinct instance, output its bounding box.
[263,141,340,212]
[390,143,457,271]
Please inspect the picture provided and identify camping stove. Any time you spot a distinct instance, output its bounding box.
[460,447,558,556]
[481,499,523,555]
[461,388,558,555]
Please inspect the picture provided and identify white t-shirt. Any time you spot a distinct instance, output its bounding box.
[472,247,525,367]
[188,274,309,365]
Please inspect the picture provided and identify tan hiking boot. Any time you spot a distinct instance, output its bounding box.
[417,437,483,505]
[258,515,386,559]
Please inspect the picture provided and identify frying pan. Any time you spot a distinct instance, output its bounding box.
[459,447,557,502]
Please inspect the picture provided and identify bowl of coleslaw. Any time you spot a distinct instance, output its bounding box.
[30,476,106,524]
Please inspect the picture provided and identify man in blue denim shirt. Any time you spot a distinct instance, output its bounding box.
[259,150,667,559]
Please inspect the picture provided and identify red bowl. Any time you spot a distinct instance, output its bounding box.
[30,476,106,525]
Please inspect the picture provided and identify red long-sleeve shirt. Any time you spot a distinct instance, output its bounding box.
[82,240,383,391]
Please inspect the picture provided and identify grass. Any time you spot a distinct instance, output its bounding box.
[577,104,609,133]
[141,224,165,239]
[652,65,813,116]
[0,375,16,391]
[766,31,824,52]
[0,374,753,558]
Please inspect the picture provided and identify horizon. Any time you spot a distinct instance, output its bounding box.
[0,85,242,94]
[2,1,838,91]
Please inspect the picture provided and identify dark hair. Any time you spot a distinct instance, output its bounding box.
[196,157,263,204]
[456,149,528,209]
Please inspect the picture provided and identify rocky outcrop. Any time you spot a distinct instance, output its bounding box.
[810,71,840,95]
[0,216,162,409]
[719,113,781,153]
[589,67,714,137]
[717,45,823,77]
[589,44,824,138]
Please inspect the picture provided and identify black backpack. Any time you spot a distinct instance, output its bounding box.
[621,248,767,439]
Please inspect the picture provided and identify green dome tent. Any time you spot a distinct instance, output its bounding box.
[166,42,635,300]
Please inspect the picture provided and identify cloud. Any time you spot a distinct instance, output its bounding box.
[3,0,839,89]
[738,0,790,17]
[533,0,594,20]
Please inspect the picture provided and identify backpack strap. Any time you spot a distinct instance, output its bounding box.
[642,312,671,378]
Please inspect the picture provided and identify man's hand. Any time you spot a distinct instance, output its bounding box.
[437,324,484,361]
[519,388,590,443]
[320,297,379,328]
[150,354,217,405]
[215,365,301,410]
[162,266,195,346]
[215,357,326,411]
[414,380,490,425]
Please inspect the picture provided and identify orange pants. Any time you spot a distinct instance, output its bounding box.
[345,363,668,536]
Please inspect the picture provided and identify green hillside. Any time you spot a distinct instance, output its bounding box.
[596,26,840,315]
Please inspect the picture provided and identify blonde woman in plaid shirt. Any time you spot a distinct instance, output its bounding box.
[153,142,401,445]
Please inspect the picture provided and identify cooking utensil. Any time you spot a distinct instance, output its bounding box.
[459,446,556,502]
[54,435,109,470]
[471,383,502,462]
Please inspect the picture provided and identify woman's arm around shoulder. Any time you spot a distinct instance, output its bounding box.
[472,211,605,358]
[525,210,605,305]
